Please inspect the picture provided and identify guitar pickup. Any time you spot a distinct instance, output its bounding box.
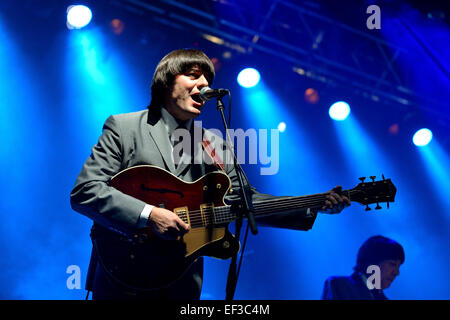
[174,206,190,226]
[200,203,215,227]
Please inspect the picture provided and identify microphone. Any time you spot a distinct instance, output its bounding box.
[199,87,230,101]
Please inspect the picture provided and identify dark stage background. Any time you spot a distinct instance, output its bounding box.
[0,0,449,299]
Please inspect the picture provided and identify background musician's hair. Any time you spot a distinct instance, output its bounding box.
[354,235,405,273]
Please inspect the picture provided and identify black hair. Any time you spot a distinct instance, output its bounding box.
[148,49,215,110]
[354,235,405,273]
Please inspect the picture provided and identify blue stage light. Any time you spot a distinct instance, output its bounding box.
[237,68,260,88]
[329,101,351,121]
[67,5,92,29]
[413,128,433,147]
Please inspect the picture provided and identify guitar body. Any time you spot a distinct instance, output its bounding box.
[93,165,240,291]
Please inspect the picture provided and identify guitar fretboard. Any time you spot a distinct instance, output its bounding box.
[180,190,355,229]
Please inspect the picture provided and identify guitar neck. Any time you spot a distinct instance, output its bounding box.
[110,166,396,230]
[213,189,355,224]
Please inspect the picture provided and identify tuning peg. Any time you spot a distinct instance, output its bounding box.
[365,205,371,211]
[370,176,376,182]
[375,203,382,210]
[359,177,366,183]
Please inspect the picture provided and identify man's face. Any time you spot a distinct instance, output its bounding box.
[164,66,210,121]
[379,259,402,289]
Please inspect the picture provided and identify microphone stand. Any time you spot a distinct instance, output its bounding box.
[214,95,258,301]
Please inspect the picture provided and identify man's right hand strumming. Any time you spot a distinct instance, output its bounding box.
[146,207,190,240]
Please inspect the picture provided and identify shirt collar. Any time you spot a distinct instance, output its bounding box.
[160,107,193,135]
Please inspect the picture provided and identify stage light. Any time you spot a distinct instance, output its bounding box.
[329,101,351,121]
[210,57,222,71]
[304,88,319,104]
[413,128,433,147]
[278,122,286,132]
[389,123,399,135]
[110,19,125,35]
[237,68,260,88]
[67,5,92,29]
[223,51,232,59]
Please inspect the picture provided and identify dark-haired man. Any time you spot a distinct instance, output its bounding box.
[71,49,350,300]
[321,235,405,300]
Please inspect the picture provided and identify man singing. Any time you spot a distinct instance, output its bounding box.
[71,48,350,300]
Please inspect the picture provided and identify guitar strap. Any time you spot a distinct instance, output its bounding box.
[201,137,226,173]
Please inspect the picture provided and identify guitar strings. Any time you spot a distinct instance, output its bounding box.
[186,199,326,227]
[185,190,359,224]
[186,200,328,228]
[181,190,360,228]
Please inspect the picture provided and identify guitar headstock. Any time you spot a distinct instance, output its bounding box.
[349,175,397,211]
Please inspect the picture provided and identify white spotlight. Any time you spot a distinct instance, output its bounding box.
[67,5,92,30]
[329,101,351,121]
[413,128,433,147]
[237,68,261,88]
[278,122,286,132]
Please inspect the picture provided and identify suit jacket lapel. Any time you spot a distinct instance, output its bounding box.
[174,126,197,176]
[147,110,176,173]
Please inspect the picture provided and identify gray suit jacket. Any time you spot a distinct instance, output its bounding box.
[70,108,317,298]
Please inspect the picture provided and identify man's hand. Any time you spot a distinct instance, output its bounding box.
[146,207,190,240]
[319,185,351,214]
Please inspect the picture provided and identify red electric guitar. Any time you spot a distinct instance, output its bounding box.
[92,165,397,291]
